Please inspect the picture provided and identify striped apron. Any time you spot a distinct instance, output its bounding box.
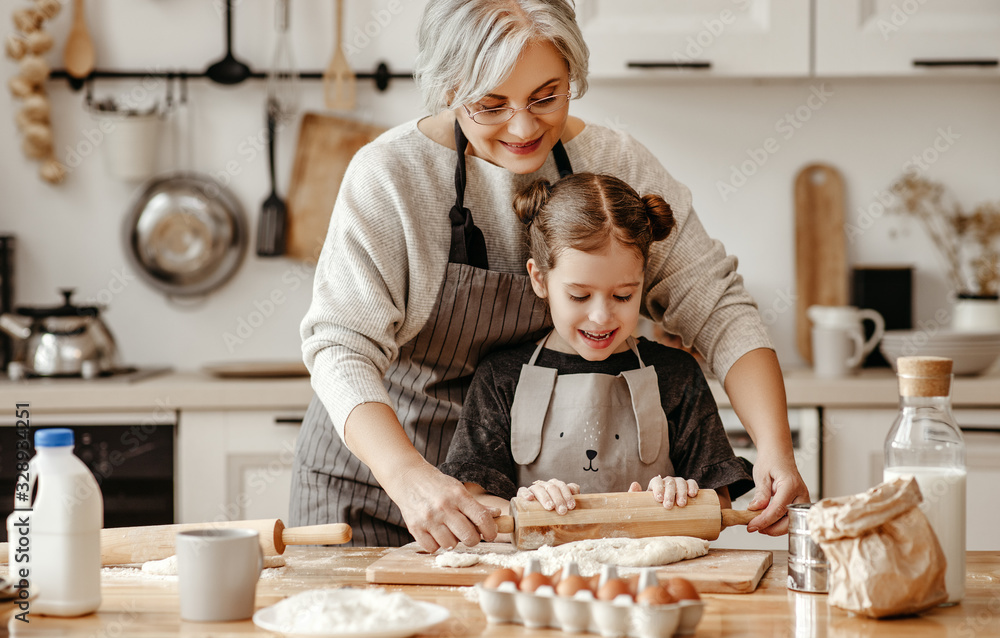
[289,123,572,546]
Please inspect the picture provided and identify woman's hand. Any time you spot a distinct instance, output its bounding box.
[344,403,499,553]
[517,479,580,515]
[384,461,500,553]
[745,452,810,535]
[628,476,698,508]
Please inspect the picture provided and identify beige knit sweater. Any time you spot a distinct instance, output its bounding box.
[301,119,772,439]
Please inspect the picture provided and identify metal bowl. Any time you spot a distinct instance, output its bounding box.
[124,173,247,298]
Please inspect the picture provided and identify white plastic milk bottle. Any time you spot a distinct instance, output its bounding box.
[6,428,103,616]
[883,357,965,605]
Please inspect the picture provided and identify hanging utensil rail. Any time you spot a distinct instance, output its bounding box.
[49,62,409,93]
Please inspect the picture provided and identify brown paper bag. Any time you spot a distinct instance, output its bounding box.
[807,477,948,618]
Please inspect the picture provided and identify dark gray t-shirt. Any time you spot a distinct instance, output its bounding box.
[440,337,754,500]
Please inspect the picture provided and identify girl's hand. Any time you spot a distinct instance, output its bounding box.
[517,479,580,515]
[628,476,699,508]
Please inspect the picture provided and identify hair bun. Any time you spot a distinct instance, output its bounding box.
[513,179,553,225]
[642,194,674,242]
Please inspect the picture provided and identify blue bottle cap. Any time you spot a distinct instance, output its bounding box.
[35,428,74,447]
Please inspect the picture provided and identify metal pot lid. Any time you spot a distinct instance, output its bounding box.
[124,172,247,297]
[15,289,99,318]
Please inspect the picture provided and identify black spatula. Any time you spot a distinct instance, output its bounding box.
[256,99,287,257]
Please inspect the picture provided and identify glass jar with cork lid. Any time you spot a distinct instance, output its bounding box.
[883,356,966,605]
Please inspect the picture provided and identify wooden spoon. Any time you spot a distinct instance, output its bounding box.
[323,0,355,110]
[63,0,95,79]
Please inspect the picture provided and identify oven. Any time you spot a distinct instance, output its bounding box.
[0,411,176,541]
[714,406,822,550]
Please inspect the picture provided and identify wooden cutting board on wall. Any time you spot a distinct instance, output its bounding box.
[285,113,386,263]
[366,542,772,594]
[795,163,848,364]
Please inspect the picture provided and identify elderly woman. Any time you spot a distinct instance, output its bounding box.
[291,0,808,550]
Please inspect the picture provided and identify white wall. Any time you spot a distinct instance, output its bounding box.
[2,1,998,372]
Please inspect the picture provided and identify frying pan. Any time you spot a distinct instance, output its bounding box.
[123,172,247,298]
[123,76,247,299]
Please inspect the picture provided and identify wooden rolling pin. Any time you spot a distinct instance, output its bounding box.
[494,489,755,550]
[0,519,351,566]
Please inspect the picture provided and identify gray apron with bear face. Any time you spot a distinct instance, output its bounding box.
[510,332,674,492]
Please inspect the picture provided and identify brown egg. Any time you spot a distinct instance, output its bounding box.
[556,574,593,597]
[588,574,601,592]
[624,573,641,596]
[636,585,676,606]
[548,569,562,589]
[665,577,701,601]
[597,578,633,601]
[519,571,552,592]
[483,568,520,589]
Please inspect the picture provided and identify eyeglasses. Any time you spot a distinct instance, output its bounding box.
[463,93,571,126]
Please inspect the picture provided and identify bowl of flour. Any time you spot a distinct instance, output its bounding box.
[252,588,450,637]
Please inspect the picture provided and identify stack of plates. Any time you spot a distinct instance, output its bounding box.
[880,330,1000,375]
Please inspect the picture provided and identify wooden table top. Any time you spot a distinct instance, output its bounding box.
[6,549,999,637]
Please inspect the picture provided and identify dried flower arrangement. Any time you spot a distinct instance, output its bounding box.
[889,173,1000,298]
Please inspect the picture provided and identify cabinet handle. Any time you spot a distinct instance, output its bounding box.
[912,59,998,68]
[274,416,304,426]
[626,61,712,70]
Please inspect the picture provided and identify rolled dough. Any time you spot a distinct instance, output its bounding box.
[474,536,710,575]
[550,536,710,568]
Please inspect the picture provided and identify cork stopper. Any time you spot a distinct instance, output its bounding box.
[897,356,953,397]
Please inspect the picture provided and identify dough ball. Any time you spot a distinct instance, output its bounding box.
[8,76,34,98]
[35,0,62,20]
[40,158,67,185]
[5,34,28,60]
[434,551,481,568]
[19,55,50,86]
[13,7,43,34]
[26,30,53,55]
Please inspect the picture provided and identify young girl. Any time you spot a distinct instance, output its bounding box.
[440,173,753,518]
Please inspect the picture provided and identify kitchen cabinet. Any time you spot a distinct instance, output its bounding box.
[823,408,1000,550]
[575,0,810,78]
[815,0,1000,76]
[177,410,303,525]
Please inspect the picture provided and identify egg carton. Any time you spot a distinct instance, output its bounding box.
[475,566,704,638]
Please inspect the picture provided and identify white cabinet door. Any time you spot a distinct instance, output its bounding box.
[823,408,1000,550]
[815,0,1000,76]
[178,410,303,525]
[576,0,810,78]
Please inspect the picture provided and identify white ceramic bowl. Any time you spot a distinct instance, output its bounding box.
[879,335,1000,375]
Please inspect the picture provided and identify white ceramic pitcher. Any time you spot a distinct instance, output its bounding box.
[807,305,885,378]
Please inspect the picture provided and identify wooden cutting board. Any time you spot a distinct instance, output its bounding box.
[795,163,848,363]
[285,113,385,263]
[202,360,309,378]
[365,542,772,594]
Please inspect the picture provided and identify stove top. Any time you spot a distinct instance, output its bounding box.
[1,366,173,385]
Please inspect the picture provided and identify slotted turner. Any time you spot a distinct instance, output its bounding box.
[256,99,287,257]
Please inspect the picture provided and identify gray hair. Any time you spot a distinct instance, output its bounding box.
[415,0,589,113]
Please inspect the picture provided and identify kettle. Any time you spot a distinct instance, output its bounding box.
[0,289,120,377]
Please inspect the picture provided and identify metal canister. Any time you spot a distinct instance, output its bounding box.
[787,503,828,593]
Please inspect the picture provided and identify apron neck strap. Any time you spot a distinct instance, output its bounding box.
[552,140,573,177]
[449,120,490,268]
